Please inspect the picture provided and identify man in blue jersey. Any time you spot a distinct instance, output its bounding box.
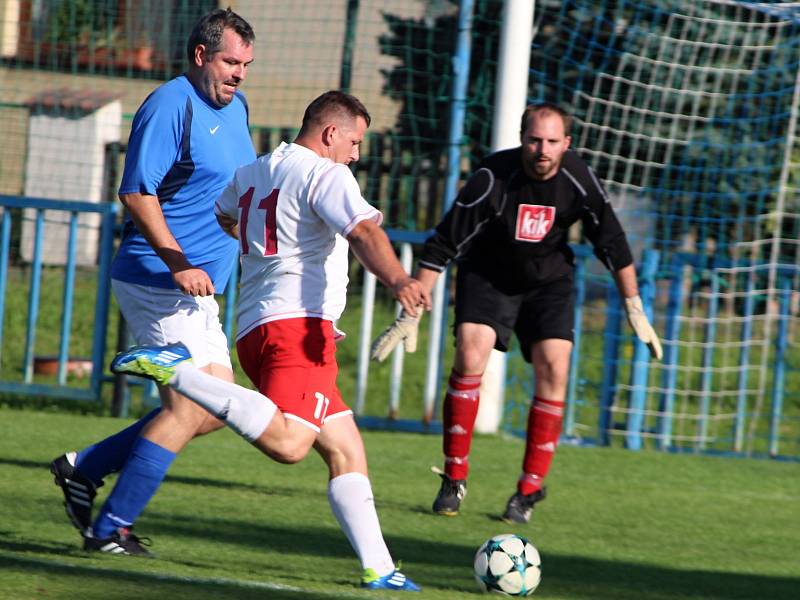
[49,8,256,554]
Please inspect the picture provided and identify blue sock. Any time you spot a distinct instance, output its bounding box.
[91,437,176,539]
[75,409,161,486]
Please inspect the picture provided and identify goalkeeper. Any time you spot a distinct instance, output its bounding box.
[371,102,662,524]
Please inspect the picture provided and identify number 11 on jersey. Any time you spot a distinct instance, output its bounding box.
[238,187,279,256]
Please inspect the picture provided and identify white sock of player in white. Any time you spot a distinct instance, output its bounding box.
[328,472,395,577]
[170,364,277,442]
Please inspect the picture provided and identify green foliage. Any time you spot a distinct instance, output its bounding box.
[46,0,115,46]
[376,0,504,227]
[388,0,502,162]
[530,0,799,260]
[1,408,798,599]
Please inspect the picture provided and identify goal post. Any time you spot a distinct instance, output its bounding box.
[474,0,535,434]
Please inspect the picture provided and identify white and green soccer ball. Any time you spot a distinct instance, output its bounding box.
[473,533,542,596]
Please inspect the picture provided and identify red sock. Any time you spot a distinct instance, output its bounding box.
[519,396,564,495]
[442,370,482,480]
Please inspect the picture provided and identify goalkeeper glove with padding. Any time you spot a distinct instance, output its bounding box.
[623,295,663,361]
[370,310,421,362]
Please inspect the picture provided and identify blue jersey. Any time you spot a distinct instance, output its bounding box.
[112,75,256,292]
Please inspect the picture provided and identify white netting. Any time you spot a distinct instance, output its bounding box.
[505,0,800,456]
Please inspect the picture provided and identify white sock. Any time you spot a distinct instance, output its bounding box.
[328,472,394,576]
[170,364,277,442]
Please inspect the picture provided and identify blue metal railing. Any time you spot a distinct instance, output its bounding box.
[0,195,796,461]
[0,195,118,403]
[607,252,799,458]
[625,249,660,451]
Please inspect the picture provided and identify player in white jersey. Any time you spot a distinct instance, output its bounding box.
[215,125,387,431]
[220,139,373,342]
[111,91,429,592]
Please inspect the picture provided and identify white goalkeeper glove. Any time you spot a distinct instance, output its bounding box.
[370,310,421,362]
[623,295,663,361]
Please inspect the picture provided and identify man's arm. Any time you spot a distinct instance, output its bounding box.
[612,263,663,360]
[216,213,239,240]
[417,167,499,274]
[119,192,215,296]
[414,266,440,297]
[564,153,634,272]
[369,167,498,362]
[563,155,661,359]
[346,219,431,315]
[612,263,639,298]
[367,168,495,362]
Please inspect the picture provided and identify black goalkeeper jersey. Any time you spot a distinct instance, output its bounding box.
[418,147,633,293]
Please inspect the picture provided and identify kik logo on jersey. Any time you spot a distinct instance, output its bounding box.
[515,204,555,242]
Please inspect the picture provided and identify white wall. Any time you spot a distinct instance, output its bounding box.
[21,101,121,266]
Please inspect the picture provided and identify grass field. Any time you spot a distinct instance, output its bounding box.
[0,408,798,600]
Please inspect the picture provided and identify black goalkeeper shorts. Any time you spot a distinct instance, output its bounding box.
[454,266,575,362]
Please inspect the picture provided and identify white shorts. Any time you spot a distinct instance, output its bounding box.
[111,279,232,370]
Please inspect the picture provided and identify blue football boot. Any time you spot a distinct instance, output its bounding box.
[110,342,192,386]
[361,567,421,592]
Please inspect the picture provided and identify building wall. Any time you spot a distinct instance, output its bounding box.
[230,0,430,131]
[0,0,439,196]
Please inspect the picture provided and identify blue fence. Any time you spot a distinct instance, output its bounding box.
[0,195,117,402]
[0,195,796,460]
[506,247,799,459]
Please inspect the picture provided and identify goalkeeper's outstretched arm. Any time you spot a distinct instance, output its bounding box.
[347,219,432,316]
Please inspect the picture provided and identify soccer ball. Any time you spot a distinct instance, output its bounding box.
[473,534,541,596]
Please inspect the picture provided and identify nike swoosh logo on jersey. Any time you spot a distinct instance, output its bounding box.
[210,125,220,135]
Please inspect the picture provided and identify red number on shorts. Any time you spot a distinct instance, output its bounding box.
[238,187,280,256]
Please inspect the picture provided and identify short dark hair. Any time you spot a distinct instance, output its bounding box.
[300,91,371,132]
[520,102,573,136]
[186,7,254,63]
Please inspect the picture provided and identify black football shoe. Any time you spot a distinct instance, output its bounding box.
[83,527,152,556]
[501,487,547,524]
[50,452,101,535]
[431,468,467,516]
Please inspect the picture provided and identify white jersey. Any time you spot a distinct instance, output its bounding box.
[215,142,382,340]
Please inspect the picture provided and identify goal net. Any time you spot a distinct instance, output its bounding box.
[503,0,800,456]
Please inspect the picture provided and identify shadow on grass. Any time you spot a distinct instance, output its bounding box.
[0,551,344,600]
[5,457,798,599]
[1,457,56,471]
[2,523,798,600]
[142,514,799,599]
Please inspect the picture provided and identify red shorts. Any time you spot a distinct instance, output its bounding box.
[236,318,352,432]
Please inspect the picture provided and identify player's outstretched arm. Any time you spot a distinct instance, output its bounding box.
[613,264,663,360]
[347,220,432,314]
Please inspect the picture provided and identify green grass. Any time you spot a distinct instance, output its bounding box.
[0,408,798,599]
